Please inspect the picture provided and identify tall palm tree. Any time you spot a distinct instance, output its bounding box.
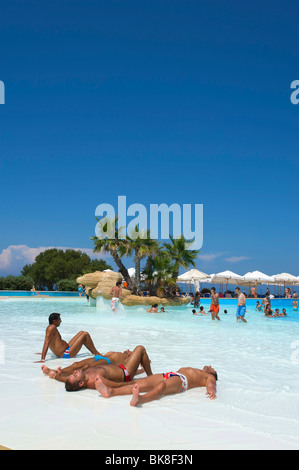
[142,252,177,296]
[91,217,133,290]
[163,235,200,294]
[120,226,160,294]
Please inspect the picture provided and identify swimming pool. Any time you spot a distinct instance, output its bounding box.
[0,290,80,297]
[0,297,298,450]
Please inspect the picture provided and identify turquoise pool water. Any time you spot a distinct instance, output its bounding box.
[0,297,298,450]
[0,290,79,297]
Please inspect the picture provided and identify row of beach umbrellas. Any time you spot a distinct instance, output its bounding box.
[176,269,299,291]
[121,267,299,293]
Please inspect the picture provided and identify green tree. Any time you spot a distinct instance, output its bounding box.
[20,248,112,290]
[92,217,133,290]
[120,227,160,294]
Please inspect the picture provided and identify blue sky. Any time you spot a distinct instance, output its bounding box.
[0,0,298,277]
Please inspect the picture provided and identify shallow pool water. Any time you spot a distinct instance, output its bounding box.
[0,297,299,450]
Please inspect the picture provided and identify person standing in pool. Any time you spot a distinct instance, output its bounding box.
[110,281,123,312]
[37,313,102,362]
[209,287,220,320]
[235,287,247,323]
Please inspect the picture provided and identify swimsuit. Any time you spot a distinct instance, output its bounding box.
[236,305,246,317]
[111,297,120,311]
[94,355,111,364]
[62,345,71,359]
[163,371,188,393]
[119,364,131,382]
[210,304,220,314]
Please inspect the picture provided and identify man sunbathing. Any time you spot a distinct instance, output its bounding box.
[37,313,101,362]
[95,365,218,405]
[42,345,153,392]
[41,349,144,379]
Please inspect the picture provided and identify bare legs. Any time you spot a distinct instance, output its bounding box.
[95,374,183,406]
[67,331,101,357]
[124,345,153,378]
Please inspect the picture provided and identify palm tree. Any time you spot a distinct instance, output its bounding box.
[91,217,133,290]
[120,226,160,294]
[142,252,177,296]
[163,235,200,294]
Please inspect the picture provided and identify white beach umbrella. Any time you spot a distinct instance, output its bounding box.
[273,273,299,295]
[210,270,244,286]
[177,269,209,291]
[241,270,275,286]
[177,269,209,282]
[273,273,298,285]
[209,270,244,293]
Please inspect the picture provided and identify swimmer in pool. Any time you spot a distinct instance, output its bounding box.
[209,287,221,321]
[147,304,158,313]
[36,313,101,362]
[110,281,123,312]
[293,299,298,311]
[255,301,263,312]
[42,345,153,392]
[95,365,218,405]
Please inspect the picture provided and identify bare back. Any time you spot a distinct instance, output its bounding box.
[45,325,68,357]
[111,286,122,298]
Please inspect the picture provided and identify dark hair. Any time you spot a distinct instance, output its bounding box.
[212,371,218,381]
[235,287,240,291]
[65,378,84,392]
[116,281,122,286]
[211,287,215,292]
[49,313,61,325]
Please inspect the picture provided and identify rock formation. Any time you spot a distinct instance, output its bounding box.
[77,270,189,306]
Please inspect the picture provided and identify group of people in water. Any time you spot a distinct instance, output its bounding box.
[38,312,218,405]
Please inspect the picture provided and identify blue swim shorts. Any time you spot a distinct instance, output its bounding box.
[94,355,111,364]
[62,345,71,358]
[236,305,246,318]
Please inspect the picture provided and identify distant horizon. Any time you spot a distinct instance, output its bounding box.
[0,244,298,282]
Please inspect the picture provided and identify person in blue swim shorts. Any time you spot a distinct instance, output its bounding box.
[37,313,102,362]
[235,287,247,323]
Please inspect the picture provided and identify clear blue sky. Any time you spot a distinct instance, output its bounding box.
[0,0,298,276]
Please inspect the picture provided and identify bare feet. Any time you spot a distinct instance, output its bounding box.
[41,365,56,379]
[130,384,141,407]
[95,377,112,398]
